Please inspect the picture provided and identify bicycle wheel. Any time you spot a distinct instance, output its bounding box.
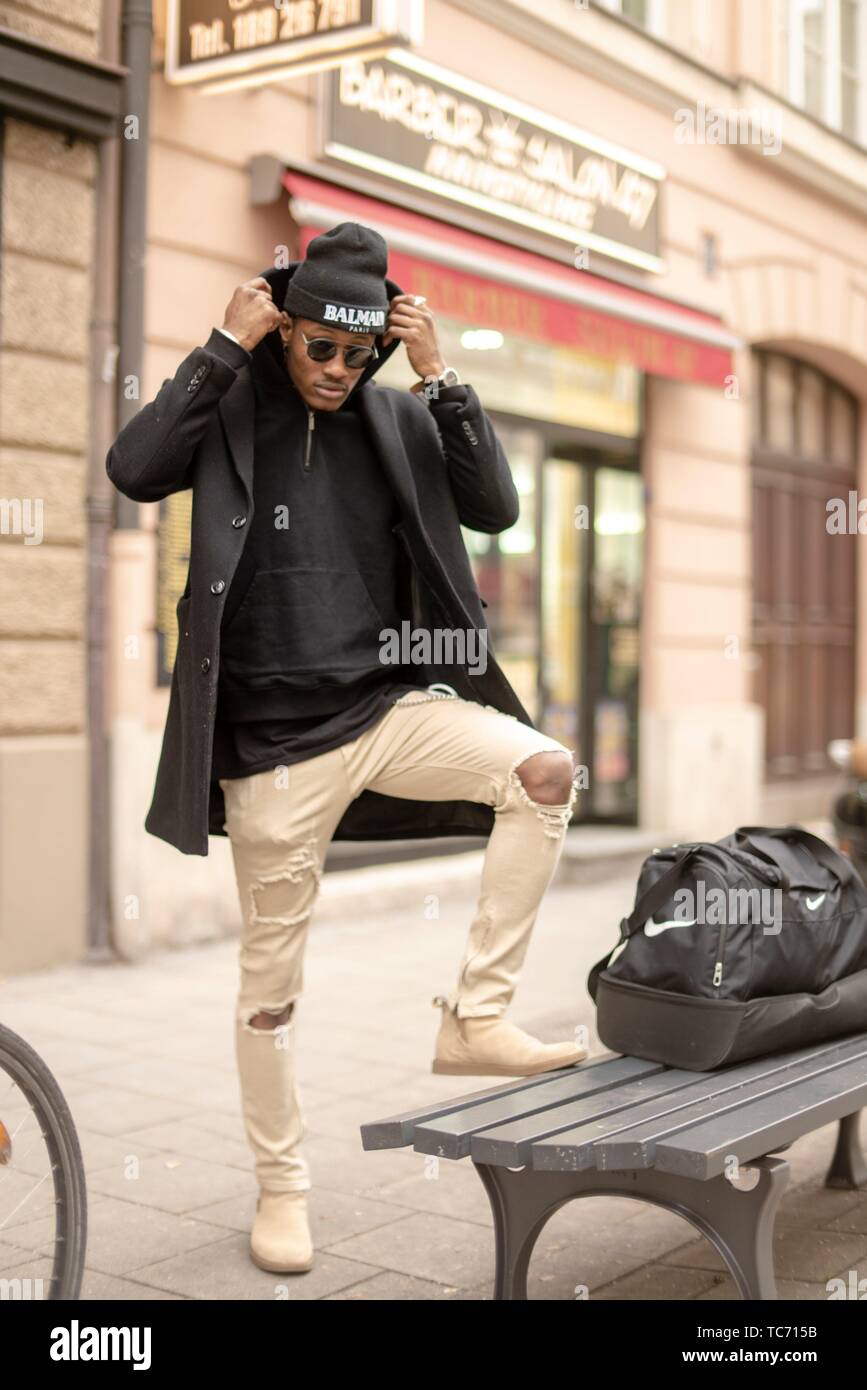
[0,1022,87,1299]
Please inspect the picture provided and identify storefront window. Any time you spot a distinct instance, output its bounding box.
[541,459,585,751]
[590,468,643,817]
[461,424,540,720]
[539,455,643,818]
[592,469,644,628]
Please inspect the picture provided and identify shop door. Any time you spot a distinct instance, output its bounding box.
[460,419,542,719]
[462,422,643,824]
[540,454,643,823]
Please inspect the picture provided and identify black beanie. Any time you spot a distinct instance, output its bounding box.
[282,222,390,334]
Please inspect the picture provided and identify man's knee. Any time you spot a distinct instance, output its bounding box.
[515,750,574,805]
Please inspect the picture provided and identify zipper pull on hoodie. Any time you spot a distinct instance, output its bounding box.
[303,407,315,472]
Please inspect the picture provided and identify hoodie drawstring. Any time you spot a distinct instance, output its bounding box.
[303,408,315,472]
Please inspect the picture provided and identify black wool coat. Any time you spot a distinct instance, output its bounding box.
[106,263,535,855]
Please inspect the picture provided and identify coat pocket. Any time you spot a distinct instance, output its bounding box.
[218,566,390,683]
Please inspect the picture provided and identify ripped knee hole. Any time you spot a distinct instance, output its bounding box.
[513,750,575,803]
[507,749,578,838]
[242,1001,296,1032]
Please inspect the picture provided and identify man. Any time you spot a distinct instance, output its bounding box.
[106,222,586,1275]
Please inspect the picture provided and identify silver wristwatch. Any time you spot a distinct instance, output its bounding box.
[421,366,461,400]
[434,366,461,388]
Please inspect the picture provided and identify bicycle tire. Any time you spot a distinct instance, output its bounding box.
[0,1022,87,1300]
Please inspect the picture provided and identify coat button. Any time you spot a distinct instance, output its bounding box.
[232,515,247,528]
[201,657,211,673]
[211,580,225,594]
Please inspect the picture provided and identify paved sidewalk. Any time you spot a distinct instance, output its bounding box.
[0,861,864,1301]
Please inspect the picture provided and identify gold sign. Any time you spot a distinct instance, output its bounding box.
[166,0,423,91]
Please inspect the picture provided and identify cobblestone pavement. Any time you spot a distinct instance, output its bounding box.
[0,860,864,1301]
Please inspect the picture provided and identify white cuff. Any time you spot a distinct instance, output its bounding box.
[217,326,246,350]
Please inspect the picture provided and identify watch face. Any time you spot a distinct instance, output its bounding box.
[441,368,460,387]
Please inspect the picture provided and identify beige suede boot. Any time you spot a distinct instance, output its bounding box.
[250,1189,314,1273]
[431,996,588,1076]
[235,1001,314,1273]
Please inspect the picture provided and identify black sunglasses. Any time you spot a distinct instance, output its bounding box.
[299,330,378,369]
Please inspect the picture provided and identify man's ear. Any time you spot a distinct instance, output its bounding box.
[278,311,292,346]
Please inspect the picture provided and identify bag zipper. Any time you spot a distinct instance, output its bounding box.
[711,845,789,994]
[712,952,724,990]
[303,407,315,471]
[710,854,754,994]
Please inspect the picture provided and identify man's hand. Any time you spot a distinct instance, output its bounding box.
[221,277,285,353]
[382,293,445,380]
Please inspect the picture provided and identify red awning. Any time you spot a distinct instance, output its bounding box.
[281,170,738,388]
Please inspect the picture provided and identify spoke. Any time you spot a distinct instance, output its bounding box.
[0,1112,35,1184]
[0,1104,51,1171]
[0,1104,57,1233]
[0,1168,53,1232]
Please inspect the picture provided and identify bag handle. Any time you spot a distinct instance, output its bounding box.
[734,824,858,889]
[587,845,730,1001]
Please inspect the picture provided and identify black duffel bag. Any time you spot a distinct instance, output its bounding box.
[588,824,867,1070]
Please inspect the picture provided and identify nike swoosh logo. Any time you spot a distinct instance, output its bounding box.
[805,894,826,910]
[644,917,698,937]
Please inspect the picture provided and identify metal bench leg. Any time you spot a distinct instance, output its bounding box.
[826,1110,867,1189]
[692,1157,789,1300]
[473,1161,580,1300]
[472,1155,790,1301]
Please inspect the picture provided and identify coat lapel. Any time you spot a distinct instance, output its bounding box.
[355,385,478,628]
[354,384,418,519]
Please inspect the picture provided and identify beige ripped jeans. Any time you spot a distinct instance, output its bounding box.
[218,688,577,1194]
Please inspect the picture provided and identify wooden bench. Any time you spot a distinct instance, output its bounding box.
[360,1033,867,1300]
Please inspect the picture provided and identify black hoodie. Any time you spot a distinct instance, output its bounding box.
[211,308,465,781]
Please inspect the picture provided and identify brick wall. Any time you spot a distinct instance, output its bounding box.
[0,2,103,968]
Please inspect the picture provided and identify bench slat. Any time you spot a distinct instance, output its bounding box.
[470,1067,710,1166]
[410,1057,664,1159]
[359,1051,627,1150]
[596,1036,867,1170]
[533,1035,867,1173]
[652,1060,867,1179]
[478,1038,864,1168]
